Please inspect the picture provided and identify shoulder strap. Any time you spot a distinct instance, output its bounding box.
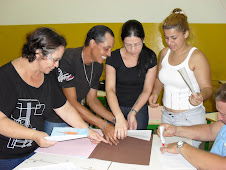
[184,47,197,62]
[161,48,171,64]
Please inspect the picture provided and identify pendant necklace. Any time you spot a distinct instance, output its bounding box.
[81,51,93,87]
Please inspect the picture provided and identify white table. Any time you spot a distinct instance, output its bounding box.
[15,135,195,170]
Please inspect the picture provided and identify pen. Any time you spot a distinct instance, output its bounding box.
[159,126,166,146]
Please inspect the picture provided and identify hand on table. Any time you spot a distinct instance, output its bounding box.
[114,117,128,140]
[88,129,108,144]
[102,122,119,145]
[160,142,178,154]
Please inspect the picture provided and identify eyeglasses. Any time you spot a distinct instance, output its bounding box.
[47,54,61,63]
[124,42,142,49]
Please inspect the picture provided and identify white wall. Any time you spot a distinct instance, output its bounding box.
[0,0,226,25]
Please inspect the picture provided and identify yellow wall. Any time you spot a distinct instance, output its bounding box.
[0,23,225,111]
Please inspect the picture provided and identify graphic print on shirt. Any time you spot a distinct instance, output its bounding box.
[57,68,74,83]
[7,99,45,149]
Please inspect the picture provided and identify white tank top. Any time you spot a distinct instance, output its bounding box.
[159,47,202,110]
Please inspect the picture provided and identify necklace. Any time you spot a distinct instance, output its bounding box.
[81,51,93,87]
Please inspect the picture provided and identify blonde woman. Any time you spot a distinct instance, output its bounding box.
[149,8,212,148]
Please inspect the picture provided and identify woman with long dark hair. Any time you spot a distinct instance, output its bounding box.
[106,20,157,139]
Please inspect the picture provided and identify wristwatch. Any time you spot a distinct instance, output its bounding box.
[177,141,186,154]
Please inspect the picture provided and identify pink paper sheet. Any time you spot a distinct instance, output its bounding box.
[35,129,101,158]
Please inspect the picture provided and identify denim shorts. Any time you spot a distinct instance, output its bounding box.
[162,105,206,148]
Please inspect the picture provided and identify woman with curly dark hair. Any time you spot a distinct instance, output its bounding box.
[0,27,107,169]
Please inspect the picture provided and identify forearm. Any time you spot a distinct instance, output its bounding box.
[106,90,124,120]
[77,109,106,129]
[55,101,89,129]
[132,90,151,112]
[68,99,107,129]
[176,124,214,141]
[151,77,163,96]
[200,87,213,102]
[88,98,115,123]
[0,115,37,140]
[181,143,226,170]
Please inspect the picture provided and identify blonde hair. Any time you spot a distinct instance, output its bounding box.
[162,8,189,33]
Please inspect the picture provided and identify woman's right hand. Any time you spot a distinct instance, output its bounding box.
[114,117,128,140]
[32,131,57,148]
[149,93,159,108]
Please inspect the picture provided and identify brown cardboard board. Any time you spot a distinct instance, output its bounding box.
[89,135,153,165]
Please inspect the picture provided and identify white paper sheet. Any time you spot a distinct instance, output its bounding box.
[153,136,195,169]
[19,162,82,170]
[15,152,111,170]
[127,130,152,141]
[44,135,87,142]
[154,146,194,169]
[177,67,196,94]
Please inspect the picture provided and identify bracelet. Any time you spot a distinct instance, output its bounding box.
[131,108,138,114]
[101,120,108,131]
[112,117,116,124]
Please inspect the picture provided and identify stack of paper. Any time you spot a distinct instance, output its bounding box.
[44,127,88,142]
[177,67,196,93]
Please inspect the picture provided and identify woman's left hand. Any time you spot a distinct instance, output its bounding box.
[189,93,203,106]
[127,111,137,130]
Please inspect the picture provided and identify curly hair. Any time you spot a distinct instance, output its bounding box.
[22,27,66,62]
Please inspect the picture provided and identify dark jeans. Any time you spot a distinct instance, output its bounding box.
[0,152,35,170]
[44,120,69,135]
[120,104,149,130]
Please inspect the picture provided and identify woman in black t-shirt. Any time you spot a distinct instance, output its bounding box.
[0,27,107,170]
[105,20,157,139]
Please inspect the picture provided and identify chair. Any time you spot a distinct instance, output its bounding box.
[147,106,163,131]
